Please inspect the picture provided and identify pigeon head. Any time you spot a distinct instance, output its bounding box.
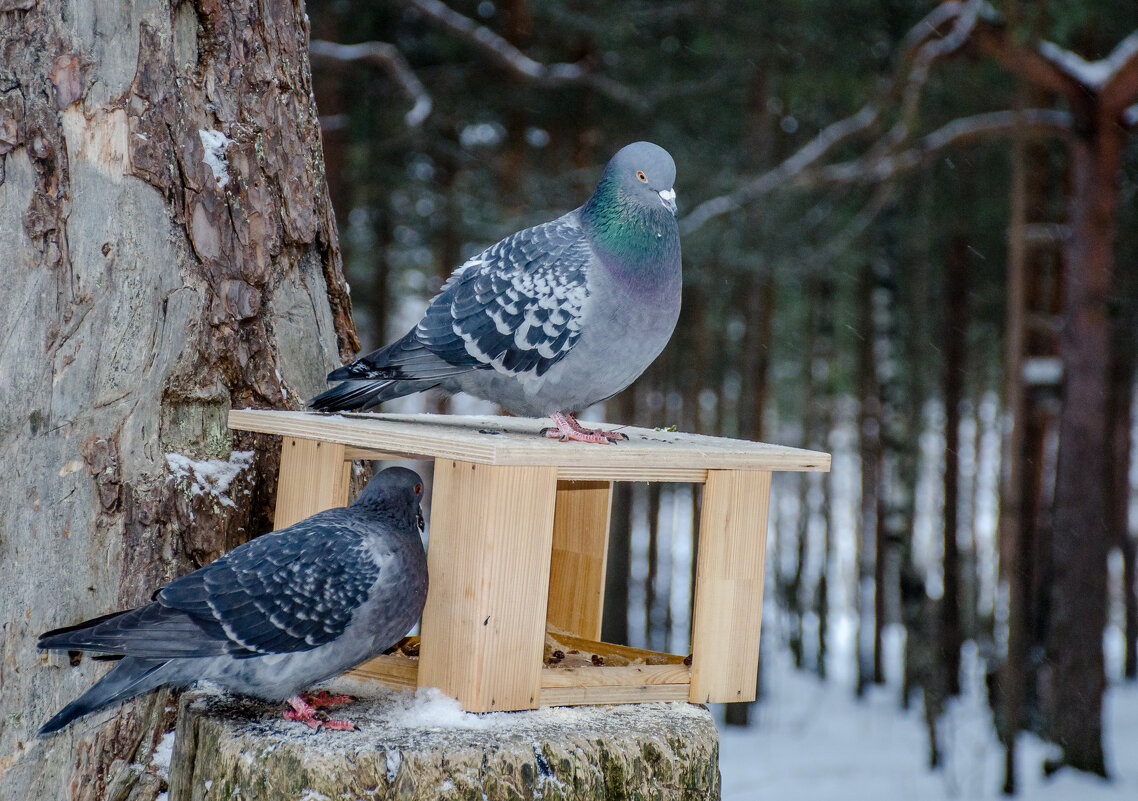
[351,466,425,531]
[580,142,680,272]
[606,141,677,216]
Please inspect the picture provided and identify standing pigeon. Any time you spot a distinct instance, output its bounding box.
[310,141,682,444]
[37,467,428,734]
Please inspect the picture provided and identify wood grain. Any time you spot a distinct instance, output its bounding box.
[546,481,613,639]
[229,409,832,473]
[346,655,419,688]
[418,460,559,712]
[688,469,772,704]
[274,437,351,528]
[540,663,690,688]
[540,684,691,706]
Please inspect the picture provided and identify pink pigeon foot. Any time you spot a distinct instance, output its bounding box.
[541,411,629,444]
[283,694,356,731]
[301,690,354,709]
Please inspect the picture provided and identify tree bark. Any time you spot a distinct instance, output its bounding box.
[0,2,354,798]
[1045,125,1119,778]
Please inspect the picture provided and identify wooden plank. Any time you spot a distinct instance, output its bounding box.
[346,654,418,689]
[343,447,406,461]
[546,631,687,666]
[274,437,351,528]
[540,684,691,707]
[229,409,832,473]
[688,470,772,704]
[557,466,708,482]
[546,481,612,639]
[540,663,690,688]
[418,460,559,712]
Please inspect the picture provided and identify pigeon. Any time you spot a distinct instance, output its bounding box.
[310,141,682,444]
[37,467,428,735]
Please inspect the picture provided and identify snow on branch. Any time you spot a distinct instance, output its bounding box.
[401,0,642,109]
[810,109,1072,186]
[310,39,433,127]
[680,1,982,235]
[680,0,1137,235]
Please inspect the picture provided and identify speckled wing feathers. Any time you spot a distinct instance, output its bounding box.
[415,214,590,378]
[158,511,381,657]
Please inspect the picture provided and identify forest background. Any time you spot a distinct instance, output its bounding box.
[305,0,1138,793]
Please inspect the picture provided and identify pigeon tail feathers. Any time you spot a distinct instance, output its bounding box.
[38,658,169,736]
[309,378,439,412]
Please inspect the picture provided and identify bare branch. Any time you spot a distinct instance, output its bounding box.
[680,1,979,235]
[679,106,880,235]
[401,0,642,108]
[969,17,1085,107]
[810,109,1072,186]
[310,39,433,127]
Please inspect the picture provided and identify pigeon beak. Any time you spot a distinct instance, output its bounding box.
[416,507,425,533]
[658,188,677,215]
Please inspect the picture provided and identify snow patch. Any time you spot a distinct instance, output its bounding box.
[150,730,176,780]
[385,750,401,782]
[166,450,254,508]
[298,792,331,801]
[198,129,234,188]
[391,687,495,730]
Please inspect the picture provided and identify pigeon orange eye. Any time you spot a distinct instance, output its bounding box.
[637,170,647,182]
[414,483,422,494]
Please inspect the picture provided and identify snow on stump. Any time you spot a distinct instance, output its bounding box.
[166,686,720,800]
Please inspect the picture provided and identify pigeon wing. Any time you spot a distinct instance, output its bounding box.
[415,213,591,378]
[159,512,381,657]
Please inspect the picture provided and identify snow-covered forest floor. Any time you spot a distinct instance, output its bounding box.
[717,618,1137,800]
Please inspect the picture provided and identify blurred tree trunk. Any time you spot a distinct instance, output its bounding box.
[812,270,835,679]
[900,178,933,713]
[645,481,663,651]
[602,386,637,647]
[0,1,354,798]
[1044,121,1120,780]
[940,232,969,697]
[855,259,882,697]
[998,75,1070,788]
[1108,282,1136,681]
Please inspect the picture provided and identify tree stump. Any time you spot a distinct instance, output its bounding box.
[167,687,720,801]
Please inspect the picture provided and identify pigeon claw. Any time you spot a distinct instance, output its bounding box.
[284,694,356,731]
[544,411,627,444]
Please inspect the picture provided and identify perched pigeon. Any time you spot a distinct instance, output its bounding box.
[310,141,682,444]
[37,467,428,734]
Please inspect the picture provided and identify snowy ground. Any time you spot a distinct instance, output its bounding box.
[717,620,1138,800]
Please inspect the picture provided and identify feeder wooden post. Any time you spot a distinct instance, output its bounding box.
[418,460,559,712]
[274,437,351,528]
[688,469,772,704]
[545,480,614,640]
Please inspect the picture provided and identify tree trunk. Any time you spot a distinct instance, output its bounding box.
[1108,290,1136,681]
[940,233,968,697]
[169,689,722,801]
[855,259,881,697]
[0,2,354,798]
[1045,126,1119,778]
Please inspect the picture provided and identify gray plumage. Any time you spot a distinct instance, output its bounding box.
[310,141,682,422]
[37,467,428,735]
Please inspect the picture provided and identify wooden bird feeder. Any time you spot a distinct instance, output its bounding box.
[228,410,830,712]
